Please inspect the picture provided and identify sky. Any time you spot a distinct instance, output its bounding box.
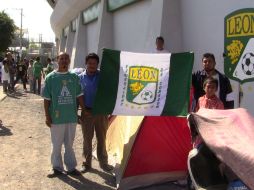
[0,0,55,42]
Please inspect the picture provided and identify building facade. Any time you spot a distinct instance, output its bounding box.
[48,0,254,115]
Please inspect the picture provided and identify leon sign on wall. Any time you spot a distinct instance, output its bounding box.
[224,8,254,83]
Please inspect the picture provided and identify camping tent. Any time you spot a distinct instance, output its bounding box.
[106,116,192,189]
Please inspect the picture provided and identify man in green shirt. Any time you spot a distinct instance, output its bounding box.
[33,56,44,94]
[43,52,85,178]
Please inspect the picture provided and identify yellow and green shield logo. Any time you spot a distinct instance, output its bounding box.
[127,66,159,105]
[224,8,254,83]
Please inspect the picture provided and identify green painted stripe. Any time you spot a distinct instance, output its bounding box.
[107,0,139,12]
[162,52,194,116]
[93,49,120,114]
[82,1,100,24]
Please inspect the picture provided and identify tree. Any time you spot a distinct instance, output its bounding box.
[0,11,16,53]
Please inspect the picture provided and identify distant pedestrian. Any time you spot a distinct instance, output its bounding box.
[23,58,29,69]
[5,52,15,92]
[43,52,85,178]
[33,57,44,94]
[14,59,27,91]
[27,59,34,92]
[52,58,58,71]
[1,59,10,94]
[45,58,54,76]
[0,56,3,83]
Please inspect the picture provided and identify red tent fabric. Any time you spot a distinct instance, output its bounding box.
[124,116,192,177]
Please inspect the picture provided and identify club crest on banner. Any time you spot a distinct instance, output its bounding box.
[112,51,170,115]
[127,66,159,105]
[224,8,254,83]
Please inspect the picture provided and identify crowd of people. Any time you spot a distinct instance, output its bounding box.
[0,52,56,94]
[1,37,236,183]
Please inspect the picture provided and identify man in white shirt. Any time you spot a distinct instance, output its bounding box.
[1,59,10,93]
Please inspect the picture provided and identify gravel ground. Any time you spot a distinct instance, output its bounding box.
[0,87,115,190]
[0,86,188,190]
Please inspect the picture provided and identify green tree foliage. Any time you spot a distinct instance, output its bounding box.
[0,11,16,53]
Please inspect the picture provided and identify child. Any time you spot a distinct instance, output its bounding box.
[195,77,224,111]
[43,52,85,178]
[194,77,224,148]
[27,59,34,92]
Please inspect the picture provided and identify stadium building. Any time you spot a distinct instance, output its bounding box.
[47,0,254,114]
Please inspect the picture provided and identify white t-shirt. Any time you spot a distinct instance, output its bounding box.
[1,64,10,82]
[152,48,169,54]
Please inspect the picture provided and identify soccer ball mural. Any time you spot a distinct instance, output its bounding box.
[241,52,254,76]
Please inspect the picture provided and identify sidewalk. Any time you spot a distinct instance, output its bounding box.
[0,84,20,101]
[0,85,7,101]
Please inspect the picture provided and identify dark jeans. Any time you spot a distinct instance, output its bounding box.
[9,74,15,91]
[14,75,27,89]
[3,80,10,93]
[33,77,41,94]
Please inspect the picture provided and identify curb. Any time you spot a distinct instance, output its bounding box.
[0,86,6,102]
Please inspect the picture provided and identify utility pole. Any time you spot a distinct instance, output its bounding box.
[19,8,23,58]
[39,34,43,57]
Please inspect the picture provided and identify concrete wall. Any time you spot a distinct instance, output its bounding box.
[112,0,152,52]
[86,21,99,54]
[180,0,254,71]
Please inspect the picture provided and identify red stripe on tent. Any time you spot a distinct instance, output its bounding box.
[123,116,192,177]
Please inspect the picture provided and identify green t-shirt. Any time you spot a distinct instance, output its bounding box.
[33,61,43,78]
[45,63,54,75]
[43,71,83,125]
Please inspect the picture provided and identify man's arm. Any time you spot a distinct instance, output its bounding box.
[77,95,85,111]
[77,95,86,122]
[44,99,52,127]
[224,77,234,109]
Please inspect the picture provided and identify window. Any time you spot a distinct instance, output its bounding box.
[71,18,78,32]
[82,1,100,24]
[63,26,69,37]
[107,0,139,12]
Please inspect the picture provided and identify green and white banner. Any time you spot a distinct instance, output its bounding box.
[93,49,194,116]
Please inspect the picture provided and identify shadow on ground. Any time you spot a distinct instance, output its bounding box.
[89,168,116,187]
[0,121,13,136]
[57,172,115,190]
[7,91,27,99]
[134,181,188,190]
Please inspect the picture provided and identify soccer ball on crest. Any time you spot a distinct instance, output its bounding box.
[242,52,254,76]
[141,90,154,102]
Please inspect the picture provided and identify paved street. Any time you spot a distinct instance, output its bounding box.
[0,85,188,190]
